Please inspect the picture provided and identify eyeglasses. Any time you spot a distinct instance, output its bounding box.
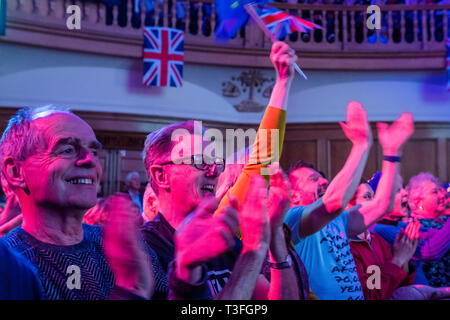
[157,154,225,173]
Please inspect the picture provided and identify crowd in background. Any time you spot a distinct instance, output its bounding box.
[0,41,449,300]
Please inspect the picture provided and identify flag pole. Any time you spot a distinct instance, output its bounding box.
[244,3,308,80]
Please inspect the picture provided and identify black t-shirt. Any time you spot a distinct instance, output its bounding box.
[141,213,241,299]
[0,241,45,300]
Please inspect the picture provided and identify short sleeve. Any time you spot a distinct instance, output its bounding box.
[284,206,305,245]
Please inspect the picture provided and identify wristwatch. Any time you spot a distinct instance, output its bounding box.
[268,254,293,270]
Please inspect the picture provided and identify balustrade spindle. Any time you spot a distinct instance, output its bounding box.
[154,0,159,26]
[211,0,216,36]
[375,9,381,43]
[421,7,426,45]
[98,0,106,25]
[333,9,338,43]
[170,0,176,28]
[185,1,191,34]
[198,1,203,36]
[125,0,132,29]
[20,0,36,14]
[321,9,326,43]
[387,10,393,42]
[112,4,118,26]
[163,0,168,27]
[342,9,348,47]
[139,0,145,27]
[7,0,19,11]
[348,10,354,43]
[36,0,49,16]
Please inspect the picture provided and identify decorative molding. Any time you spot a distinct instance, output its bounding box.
[222,69,274,113]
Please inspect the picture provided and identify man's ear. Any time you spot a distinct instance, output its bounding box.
[149,165,170,190]
[291,189,301,205]
[3,157,27,191]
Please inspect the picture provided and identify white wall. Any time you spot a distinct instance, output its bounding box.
[0,42,449,124]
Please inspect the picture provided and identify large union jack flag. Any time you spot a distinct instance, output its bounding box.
[253,4,321,40]
[143,27,184,87]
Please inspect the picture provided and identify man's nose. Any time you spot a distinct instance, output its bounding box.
[76,148,96,168]
[205,163,219,177]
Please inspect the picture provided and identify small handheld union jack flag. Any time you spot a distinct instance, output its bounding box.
[253,4,321,40]
[143,27,184,88]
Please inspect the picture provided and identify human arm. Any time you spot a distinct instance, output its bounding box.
[414,218,450,260]
[298,101,372,238]
[215,175,270,300]
[264,165,299,300]
[348,112,414,237]
[103,193,154,300]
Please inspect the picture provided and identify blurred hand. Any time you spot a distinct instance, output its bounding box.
[404,218,421,240]
[267,163,291,233]
[339,101,373,148]
[377,112,414,156]
[392,227,419,272]
[102,193,153,299]
[0,194,22,238]
[175,196,239,269]
[0,214,22,238]
[0,194,21,225]
[270,42,297,82]
[240,175,270,253]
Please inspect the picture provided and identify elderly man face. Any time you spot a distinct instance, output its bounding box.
[19,113,102,210]
[127,173,141,191]
[153,133,222,214]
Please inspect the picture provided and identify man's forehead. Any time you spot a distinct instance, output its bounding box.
[32,113,97,145]
[293,167,319,179]
[172,133,210,152]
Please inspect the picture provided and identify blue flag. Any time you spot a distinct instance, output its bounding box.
[215,0,265,40]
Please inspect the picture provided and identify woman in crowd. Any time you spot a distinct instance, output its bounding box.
[374,172,449,287]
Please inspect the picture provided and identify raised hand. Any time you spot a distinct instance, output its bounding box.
[175,196,239,269]
[270,41,297,83]
[240,175,270,253]
[377,112,414,156]
[339,101,373,148]
[102,193,153,299]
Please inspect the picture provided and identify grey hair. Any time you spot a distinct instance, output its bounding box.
[0,105,73,170]
[142,120,204,193]
[125,171,140,183]
[406,172,441,205]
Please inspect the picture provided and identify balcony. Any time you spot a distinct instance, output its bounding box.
[2,1,450,69]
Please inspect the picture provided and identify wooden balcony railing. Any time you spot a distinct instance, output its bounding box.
[2,0,450,69]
